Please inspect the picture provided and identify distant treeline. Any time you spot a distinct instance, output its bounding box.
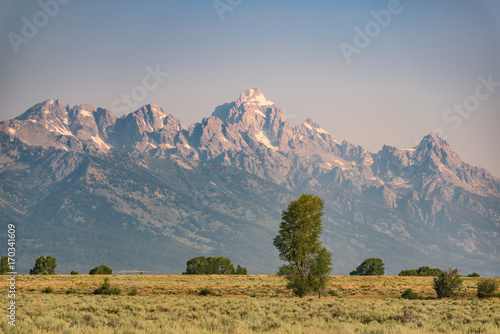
[183,256,247,275]
[398,266,444,277]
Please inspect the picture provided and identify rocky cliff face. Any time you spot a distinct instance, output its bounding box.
[0,89,498,275]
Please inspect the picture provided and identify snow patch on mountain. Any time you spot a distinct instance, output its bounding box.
[252,93,274,107]
[91,135,110,150]
[160,143,174,149]
[238,88,274,107]
[255,130,277,150]
[79,110,93,118]
[46,120,73,136]
[254,109,266,117]
[316,127,329,135]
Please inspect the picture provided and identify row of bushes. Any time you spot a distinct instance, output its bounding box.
[69,265,114,275]
[42,278,125,296]
[0,255,116,276]
[399,266,480,277]
[401,267,499,299]
[348,259,481,278]
[183,256,247,275]
[4,255,493,280]
[4,254,246,276]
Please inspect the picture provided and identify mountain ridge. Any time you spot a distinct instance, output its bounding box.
[0,88,498,275]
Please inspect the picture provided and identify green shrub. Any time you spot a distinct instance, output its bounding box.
[183,256,245,275]
[399,266,444,276]
[477,278,500,299]
[93,278,121,295]
[70,271,79,275]
[199,288,219,296]
[433,267,463,298]
[467,272,480,277]
[401,288,421,300]
[89,265,112,275]
[350,258,384,276]
[30,256,57,275]
[41,287,54,293]
[65,288,77,294]
[0,256,10,275]
[236,264,248,275]
[128,288,138,296]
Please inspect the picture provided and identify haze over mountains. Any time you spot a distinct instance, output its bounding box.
[0,88,499,275]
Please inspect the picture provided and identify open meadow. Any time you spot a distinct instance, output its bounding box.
[1,275,499,333]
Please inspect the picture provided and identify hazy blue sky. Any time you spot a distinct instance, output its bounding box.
[1,0,499,176]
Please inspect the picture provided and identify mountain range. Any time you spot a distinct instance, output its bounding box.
[0,88,499,275]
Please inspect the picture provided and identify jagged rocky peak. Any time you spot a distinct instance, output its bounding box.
[420,132,450,148]
[95,108,117,127]
[131,103,166,118]
[296,117,330,134]
[68,104,98,131]
[236,88,274,108]
[198,88,292,153]
[212,88,277,125]
[377,132,452,159]
[304,117,321,127]
[414,132,461,167]
[141,103,166,116]
[16,99,67,122]
[291,117,340,155]
[118,103,170,133]
[74,103,97,114]
[211,88,287,133]
[135,103,185,130]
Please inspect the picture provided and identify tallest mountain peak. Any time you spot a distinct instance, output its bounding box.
[236,88,274,108]
[420,132,450,148]
[240,87,262,98]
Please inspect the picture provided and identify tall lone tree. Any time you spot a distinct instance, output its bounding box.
[273,194,332,298]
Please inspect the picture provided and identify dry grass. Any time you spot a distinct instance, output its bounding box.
[1,275,483,298]
[0,275,498,333]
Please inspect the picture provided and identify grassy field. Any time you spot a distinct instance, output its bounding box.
[1,275,499,333]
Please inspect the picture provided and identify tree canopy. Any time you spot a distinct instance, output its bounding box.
[236,264,247,275]
[29,256,57,275]
[433,267,463,298]
[0,256,10,275]
[89,265,113,275]
[273,194,332,298]
[183,256,247,275]
[350,258,385,276]
[399,266,444,276]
